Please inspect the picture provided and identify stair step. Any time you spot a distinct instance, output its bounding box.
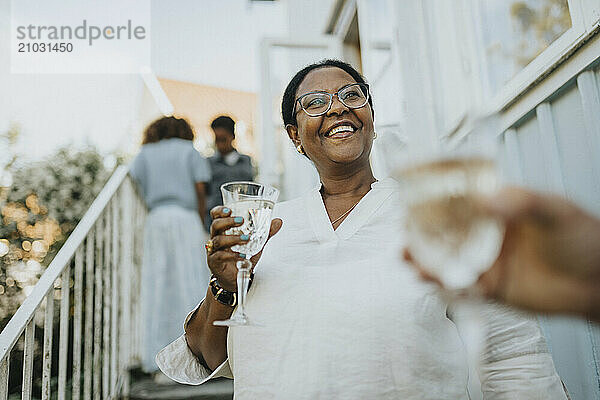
[128,377,233,400]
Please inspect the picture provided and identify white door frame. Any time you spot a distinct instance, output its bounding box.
[257,37,343,194]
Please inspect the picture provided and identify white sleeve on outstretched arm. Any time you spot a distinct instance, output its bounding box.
[155,300,233,385]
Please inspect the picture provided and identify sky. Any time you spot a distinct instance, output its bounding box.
[0,0,298,162]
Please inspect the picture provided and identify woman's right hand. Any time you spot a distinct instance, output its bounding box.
[404,188,600,319]
[207,206,283,292]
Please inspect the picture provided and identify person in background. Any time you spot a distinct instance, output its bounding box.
[404,187,600,321]
[205,115,254,231]
[129,116,212,379]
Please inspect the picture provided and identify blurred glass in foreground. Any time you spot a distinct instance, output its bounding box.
[396,111,504,290]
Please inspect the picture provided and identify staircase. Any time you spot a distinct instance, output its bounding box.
[129,377,233,400]
[0,165,232,399]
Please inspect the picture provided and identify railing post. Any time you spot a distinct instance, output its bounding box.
[0,356,9,400]
[110,194,120,396]
[41,293,54,400]
[119,180,133,398]
[83,230,95,400]
[102,204,112,398]
[72,245,85,400]
[136,195,145,362]
[58,264,71,400]
[21,319,35,400]
[131,195,145,365]
[93,215,104,400]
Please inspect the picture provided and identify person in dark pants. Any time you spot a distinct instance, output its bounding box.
[205,115,254,231]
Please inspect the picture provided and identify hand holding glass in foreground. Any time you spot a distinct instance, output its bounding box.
[206,206,283,292]
[404,187,600,320]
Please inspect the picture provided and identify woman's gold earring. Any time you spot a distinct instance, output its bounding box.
[373,132,378,139]
[296,144,305,155]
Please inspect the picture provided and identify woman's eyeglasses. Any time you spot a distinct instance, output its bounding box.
[294,83,370,117]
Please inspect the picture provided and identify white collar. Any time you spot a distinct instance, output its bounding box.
[306,177,397,242]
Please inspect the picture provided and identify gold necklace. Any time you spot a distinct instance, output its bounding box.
[330,199,361,225]
[327,180,378,226]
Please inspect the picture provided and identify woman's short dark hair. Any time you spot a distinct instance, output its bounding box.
[211,115,236,138]
[281,59,374,127]
[142,116,194,144]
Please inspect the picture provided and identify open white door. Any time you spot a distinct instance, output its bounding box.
[257,37,342,201]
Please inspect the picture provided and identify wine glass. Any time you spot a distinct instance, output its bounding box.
[396,110,504,290]
[213,181,279,327]
[394,109,503,369]
[398,158,503,290]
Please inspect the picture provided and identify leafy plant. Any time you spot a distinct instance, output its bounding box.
[1,142,110,328]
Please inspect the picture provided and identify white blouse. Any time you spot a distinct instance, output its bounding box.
[156,178,566,400]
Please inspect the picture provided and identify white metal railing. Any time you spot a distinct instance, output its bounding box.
[0,165,147,400]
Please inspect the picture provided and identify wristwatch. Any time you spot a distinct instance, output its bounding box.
[209,273,255,307]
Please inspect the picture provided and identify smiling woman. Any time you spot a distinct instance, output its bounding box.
[156,59,567,400]
[282,61,377,226]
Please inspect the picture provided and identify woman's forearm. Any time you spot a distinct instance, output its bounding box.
[185,286,234,370]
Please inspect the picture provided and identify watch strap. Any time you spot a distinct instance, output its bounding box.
[209,273,255,307]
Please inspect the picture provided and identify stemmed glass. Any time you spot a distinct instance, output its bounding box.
[396,110,503,290]
[213,181,279,327]
[394,109,504,368]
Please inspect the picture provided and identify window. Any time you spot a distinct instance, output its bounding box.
[478,0,572,94]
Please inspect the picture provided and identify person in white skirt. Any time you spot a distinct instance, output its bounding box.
[129,116,211,377]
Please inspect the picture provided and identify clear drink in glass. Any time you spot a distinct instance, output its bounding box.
[213,182,279,327]
[398,157,504,290]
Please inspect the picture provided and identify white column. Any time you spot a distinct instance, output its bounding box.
[390,1,439,154]
[257,39,279,188]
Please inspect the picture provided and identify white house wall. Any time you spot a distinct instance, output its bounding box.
[357,1,600,399]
